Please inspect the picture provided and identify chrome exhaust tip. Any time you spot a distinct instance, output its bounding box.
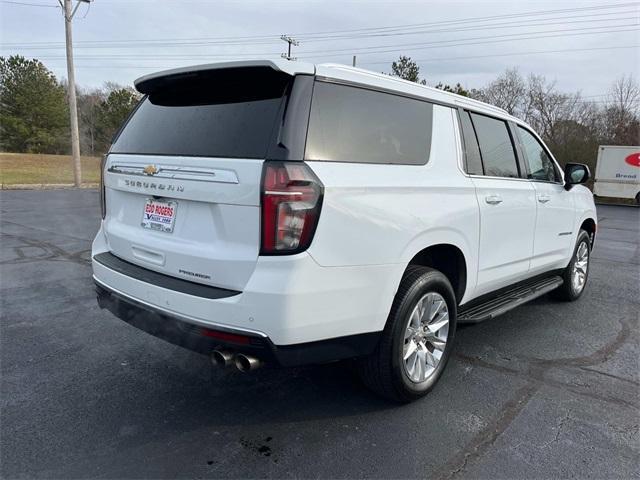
[211,350,234,368]
[235,353,263,372]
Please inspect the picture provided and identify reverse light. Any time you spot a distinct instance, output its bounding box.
[261,161,324,255]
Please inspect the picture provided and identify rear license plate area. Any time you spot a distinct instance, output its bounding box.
[141,198,177,233]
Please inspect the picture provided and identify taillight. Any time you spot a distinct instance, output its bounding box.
[261,161,323,255]
[100,155,107,219]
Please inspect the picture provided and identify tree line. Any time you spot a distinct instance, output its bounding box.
[391,55,639,174]
[0,55,140,156]
[1,54,638,175]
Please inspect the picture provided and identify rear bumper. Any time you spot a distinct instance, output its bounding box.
[92,220,401,363]
[92,224,400,346]
[95,281,380,367]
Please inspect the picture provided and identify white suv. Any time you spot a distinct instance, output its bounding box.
[93,60,597,402]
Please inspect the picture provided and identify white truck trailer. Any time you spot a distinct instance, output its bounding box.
[593,145,640,204]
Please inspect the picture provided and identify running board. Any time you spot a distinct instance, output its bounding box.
[458,276,563,324]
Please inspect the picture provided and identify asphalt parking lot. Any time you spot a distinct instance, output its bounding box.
[1,189,638,479]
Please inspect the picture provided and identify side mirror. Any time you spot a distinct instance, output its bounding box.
[564,163,590,190]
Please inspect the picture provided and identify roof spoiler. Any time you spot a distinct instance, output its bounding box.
[134,59,315,95]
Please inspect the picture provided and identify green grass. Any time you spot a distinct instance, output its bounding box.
[0,152,101,186]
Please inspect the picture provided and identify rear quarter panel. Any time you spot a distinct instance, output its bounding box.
[306,105,479,304]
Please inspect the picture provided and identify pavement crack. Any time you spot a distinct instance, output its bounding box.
[444,318,638,478]
[1,218,93,243]
[546,410,571,448]
[526,318,632,369]
[0,232,90,267]
[433,381,540,480]
[575,366,640,388]
[457,354,639,411]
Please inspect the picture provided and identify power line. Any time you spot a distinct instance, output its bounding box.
[5,12,637,51]
[0,0,58,7]
[3,2,637,48]
[6,23,638,61]
[290,1,640,37]
[299,13,639,43]
[1,34,279,47]
[32,53,282,59]
[297,24,639,57]
[40,44,634,70]
[360,45,638,66]
[39,37,640,64]
[0,37,281,49]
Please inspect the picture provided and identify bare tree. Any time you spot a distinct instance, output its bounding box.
[525,74,585,145]
[603,75,640,145]
[475,68,526,115]
[76,81,140,156]
[608,74,640,114]
[77,87,104,155]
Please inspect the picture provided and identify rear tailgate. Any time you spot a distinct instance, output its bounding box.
[103,154,263,291]
[101,64,299,291]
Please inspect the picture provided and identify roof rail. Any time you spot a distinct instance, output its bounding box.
[318,63,509,116]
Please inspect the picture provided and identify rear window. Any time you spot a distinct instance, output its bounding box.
[305,82,433,165]
[111,68,290,158]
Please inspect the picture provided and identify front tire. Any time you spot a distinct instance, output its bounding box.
[552,229,591,301]
[356,266,457,403]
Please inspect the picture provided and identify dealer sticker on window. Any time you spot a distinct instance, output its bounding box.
[141,199,177,233]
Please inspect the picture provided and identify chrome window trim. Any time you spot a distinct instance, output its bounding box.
[455,108,565,186]
[468,174,531,183]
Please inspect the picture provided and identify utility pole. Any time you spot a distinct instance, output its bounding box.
[352,55,357,67]
[280,35,299,61]
[59,0,91,187]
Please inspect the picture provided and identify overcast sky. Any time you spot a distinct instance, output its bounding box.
[1,0,638,99]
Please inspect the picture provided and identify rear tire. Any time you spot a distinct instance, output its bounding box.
[552,230,591,301]
[356,266,457,403]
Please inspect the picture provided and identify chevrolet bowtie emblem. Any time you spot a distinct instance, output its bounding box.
[143,165,158,176]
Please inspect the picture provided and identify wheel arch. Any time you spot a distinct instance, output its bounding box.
[404,243,469,305]
[579,217,597,247]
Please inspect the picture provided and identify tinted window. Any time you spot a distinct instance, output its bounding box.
[111,69,289,158]
[469,113,519,178]
[458,110,483,175]
[518,126,560,182]
[305,82,433,165]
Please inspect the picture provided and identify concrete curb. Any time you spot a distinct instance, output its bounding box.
[1,183,99,190]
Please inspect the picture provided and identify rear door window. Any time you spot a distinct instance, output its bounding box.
[469,112,520,178]
[458,110,484,175]
[305,81,433,165]
[111,69,290,158]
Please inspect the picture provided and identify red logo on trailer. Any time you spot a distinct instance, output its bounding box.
[625,153,640,167]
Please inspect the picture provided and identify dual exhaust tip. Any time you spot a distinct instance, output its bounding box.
[211,350,263,372]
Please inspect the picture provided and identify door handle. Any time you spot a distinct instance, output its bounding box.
[485,194,503,205]
[537,194,551,204]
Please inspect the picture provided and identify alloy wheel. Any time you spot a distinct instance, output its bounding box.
[402,292,450,383]
[571,240,589,293]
